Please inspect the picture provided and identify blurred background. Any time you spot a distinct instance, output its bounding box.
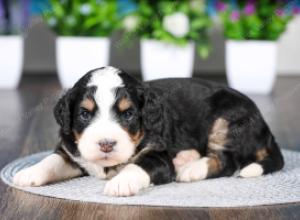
[0,0,300,162]
[0,0,299,90]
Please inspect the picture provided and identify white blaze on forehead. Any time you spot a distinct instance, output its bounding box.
[88,67,124,119]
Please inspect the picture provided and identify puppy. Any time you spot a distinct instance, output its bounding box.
[13,66,284,197]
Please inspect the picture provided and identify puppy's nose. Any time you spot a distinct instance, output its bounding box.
[98,140,116,153]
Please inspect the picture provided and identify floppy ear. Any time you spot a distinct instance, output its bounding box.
[141,86,164,135]
[53,88,77,135]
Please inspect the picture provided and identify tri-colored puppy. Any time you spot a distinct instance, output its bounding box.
[13,66,284,197]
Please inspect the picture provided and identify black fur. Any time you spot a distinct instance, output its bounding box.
[54,68,284,185]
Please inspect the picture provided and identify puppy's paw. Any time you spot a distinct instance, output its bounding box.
[103,164,150,197]
[239,163,263,178]
[13,165,50,187]
[173,149,201,172]
[176,158,209,182]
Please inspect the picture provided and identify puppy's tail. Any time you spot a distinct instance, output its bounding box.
[239,135,284,178]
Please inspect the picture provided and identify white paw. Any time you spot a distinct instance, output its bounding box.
[176,158,209,182]
[103,164,150,197]
[239,163,263,178]
[173,149,201,172]
[13,165,50,187]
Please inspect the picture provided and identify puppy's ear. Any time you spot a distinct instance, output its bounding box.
[141,87,164,135]
[54,88,77,135]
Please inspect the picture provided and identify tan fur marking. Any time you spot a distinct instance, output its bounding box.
[256,148,268,161]
[130,145,153,163]
[122,126,144,146]
[208,118,229,150]
[73,131,82,143]
[106,164,126,180]
[207,153,222,176]
[130,130,144,145]
[118,98,132,112]
[80,98,95,111]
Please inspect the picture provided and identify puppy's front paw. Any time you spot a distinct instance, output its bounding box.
[176,158,209,182]
[103,174,141,197]
[13,165,49,187]
[103,164,150,197]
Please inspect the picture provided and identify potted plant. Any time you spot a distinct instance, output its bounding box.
[218,0,298,94]
[122,0,211,81]
[0,0,26,89]
[43,0,120,88]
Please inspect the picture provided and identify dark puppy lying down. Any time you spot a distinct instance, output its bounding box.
[13,66,284,197]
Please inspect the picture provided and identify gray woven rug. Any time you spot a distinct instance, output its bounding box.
[1,150,300,208]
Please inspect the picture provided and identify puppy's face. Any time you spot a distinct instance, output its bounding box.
[55,67,144,167]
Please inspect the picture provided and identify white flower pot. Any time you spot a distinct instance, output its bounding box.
[226,40,278,94]
[56,37,110,88]
[141,39,195,81]
[0,36,23,89]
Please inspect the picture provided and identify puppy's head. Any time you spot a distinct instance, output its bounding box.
[54,67,145,167]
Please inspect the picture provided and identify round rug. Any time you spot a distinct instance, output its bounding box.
[1,150,300,208]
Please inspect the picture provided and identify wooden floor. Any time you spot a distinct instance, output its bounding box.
[0,75,300,220]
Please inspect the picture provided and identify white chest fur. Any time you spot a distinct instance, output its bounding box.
[73,157,107,179]
[62,145,107,179]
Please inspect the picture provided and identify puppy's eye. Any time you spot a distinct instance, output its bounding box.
[122,109,134,121]
[79,109,92,121]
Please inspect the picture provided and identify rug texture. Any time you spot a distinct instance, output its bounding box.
[1,150,300,208]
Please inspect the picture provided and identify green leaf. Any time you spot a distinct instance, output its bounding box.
[197,44,210,59]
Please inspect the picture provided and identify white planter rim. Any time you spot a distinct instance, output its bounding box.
[56,36,109,41]
[141,38,194,47]
[0,35,23,38]
[226,39,278,45]
[57,36,109,38]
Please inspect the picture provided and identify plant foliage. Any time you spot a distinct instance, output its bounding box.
[43,0,120,36]
[218,0,297,40]
[122,0,212,58]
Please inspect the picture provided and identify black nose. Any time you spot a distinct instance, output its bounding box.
[98,140,116,153]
